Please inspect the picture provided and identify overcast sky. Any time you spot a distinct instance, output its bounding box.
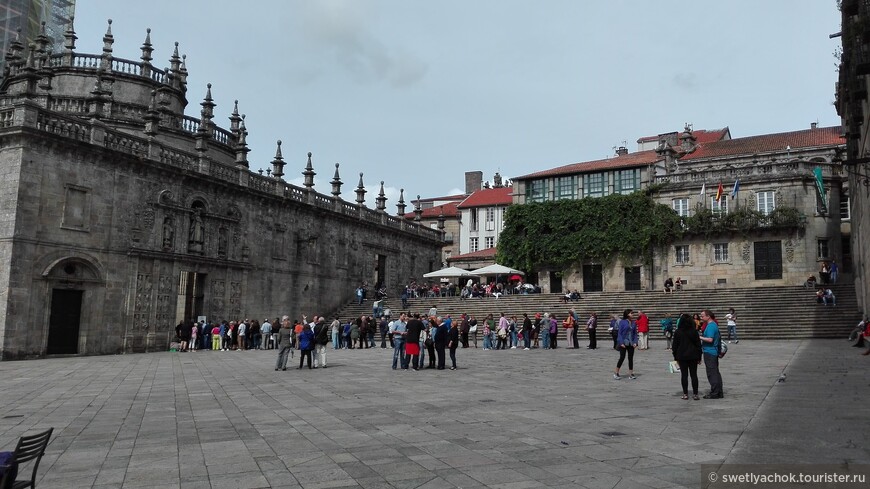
[74,1,842,207]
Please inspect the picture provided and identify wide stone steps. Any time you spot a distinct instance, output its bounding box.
[332,284,860,340]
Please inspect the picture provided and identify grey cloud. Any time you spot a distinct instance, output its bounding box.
[296,3,428,87]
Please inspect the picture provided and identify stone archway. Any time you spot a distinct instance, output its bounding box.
[42,257,103,355]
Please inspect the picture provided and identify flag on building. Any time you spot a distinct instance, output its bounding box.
[699,183,706,197]
[715,182,724,202]
[730,179,740,200]
[813,166,827,213]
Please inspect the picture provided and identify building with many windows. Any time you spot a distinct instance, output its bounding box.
[449,177,513,268]
[512,125,846,292]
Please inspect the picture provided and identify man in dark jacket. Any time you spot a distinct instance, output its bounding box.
[434,317,449,370]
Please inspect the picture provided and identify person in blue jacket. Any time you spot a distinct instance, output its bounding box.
[297,324,315,369]
[699,309,724,398]
[613,309,638,380]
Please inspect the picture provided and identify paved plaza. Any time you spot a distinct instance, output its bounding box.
[0,339,867,488]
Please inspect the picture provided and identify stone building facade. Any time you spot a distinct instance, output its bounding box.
[0,20,441,360]
[836,0,870,315]
[512,125,846,293]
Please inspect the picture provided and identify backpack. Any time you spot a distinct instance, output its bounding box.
[660,319,673,333]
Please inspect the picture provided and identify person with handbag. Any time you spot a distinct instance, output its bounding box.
[671,313,702,400]
[468,315,478,348]
[613,309,638,380]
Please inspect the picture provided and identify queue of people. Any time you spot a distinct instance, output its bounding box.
[174,318,279,352]
[174,304,729,401]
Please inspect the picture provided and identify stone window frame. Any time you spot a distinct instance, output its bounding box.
[672,198,690,218]
[674,244,691,265]
[711,196,728,216]
[756,190,776,216]
[712,243,730,263]
[816,238,830,260]
[61,183,91,232]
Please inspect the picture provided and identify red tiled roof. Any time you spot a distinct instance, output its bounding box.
[448,247,498,261]
[402,201,460,219]
[513,150,661,181]
[456,187,514,209]
[636,128,730,144]
[680,126,844,161]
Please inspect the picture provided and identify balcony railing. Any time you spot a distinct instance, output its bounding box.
[681,207,806,237]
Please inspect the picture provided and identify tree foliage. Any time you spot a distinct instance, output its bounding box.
[496,193,682,272]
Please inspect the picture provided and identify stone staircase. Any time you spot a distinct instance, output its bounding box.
[331,284,861,340]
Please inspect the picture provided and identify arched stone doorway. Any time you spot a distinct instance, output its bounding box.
[42,257,103,355]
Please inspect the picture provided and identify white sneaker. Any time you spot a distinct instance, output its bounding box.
[510,346,516,349]
[523,347,530,350]
[613,374,621,380]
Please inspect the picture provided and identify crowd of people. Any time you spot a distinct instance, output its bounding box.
[173,304,735,400]
[397,280,543,308]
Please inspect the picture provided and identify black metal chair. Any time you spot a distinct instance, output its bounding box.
[0,428,53,489]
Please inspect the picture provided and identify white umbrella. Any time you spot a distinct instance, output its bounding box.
[423,266,479,279]
[468,264,524,276]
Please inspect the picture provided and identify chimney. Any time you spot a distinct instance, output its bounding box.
[465,171,483,194]
[615,146,628,156]
[811,122,818,130]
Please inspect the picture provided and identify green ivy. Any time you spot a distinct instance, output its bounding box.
[496,193,682,271]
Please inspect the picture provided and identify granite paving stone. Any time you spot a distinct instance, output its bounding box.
[0,339,867,488]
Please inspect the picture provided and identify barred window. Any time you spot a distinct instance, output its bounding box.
[675,245,690,264]
[713,243,729,262]
[817,239,829,260]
